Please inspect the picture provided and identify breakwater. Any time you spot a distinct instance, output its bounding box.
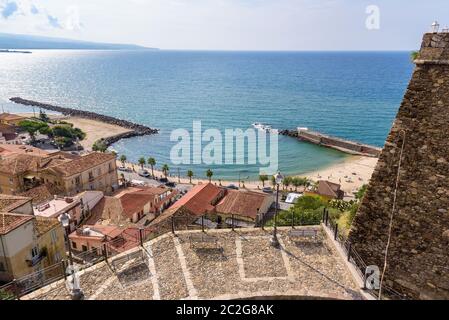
[280,128,381,157]
[10,97,159,146]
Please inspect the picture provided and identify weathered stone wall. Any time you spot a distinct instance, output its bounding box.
[348,33,449,300]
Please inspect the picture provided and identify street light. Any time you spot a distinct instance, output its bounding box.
[431,21,440,33]
[270,171,284,248]
[58,212,84,300]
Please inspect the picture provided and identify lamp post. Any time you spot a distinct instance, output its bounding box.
[59,212,84,300]
[270,171,284,248]
[431,21,440,33]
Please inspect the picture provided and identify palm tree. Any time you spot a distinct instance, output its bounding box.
[206,169,214,182]
[283,176,292,190]
[138,157,146,170]
[271,176,276,187]
[259,175,268,187]
[147,157,156,178]
[187,170,194,184]
[119,155,127,167]
[162,164,170,178]
[291,177,302,192]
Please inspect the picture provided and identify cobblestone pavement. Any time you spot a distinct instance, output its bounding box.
[23,227,363,300]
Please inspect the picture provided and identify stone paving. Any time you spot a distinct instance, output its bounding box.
[23,227,363,300]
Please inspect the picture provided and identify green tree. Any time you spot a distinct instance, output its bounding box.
[138,157,146,170]
[162,164,170,178]
[356,184,368,200]
[206,169,214,182]
[283,176,292,190]
[259,174,268,187]
[147,157,156,178]
[92,140,107,152]
[187,170,194,184]
[39,109,50,122]
[119,155,127,167]
[410,51,419,62]
[19,120,49,142]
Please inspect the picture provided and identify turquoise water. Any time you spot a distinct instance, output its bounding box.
[0,50,413,179]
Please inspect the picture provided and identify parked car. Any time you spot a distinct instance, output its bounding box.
[159,177,169,183]
[118,166,131,172]
[226,184,239,190]
[262,187,273,194]
[138,170,151,177]
[165,182,176,188]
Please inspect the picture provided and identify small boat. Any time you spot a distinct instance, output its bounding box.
[252,123,278,134]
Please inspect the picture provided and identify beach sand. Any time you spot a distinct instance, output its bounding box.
[17,113,132,150]
[119,155,378,197]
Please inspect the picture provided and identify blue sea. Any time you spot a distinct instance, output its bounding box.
[0,50,413,179]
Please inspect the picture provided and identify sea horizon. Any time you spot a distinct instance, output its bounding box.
[0,50,414,179]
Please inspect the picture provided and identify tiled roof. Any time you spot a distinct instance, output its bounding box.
[0,153,42,174]
[0,144,49,157]
[49,152,115,177]
[35,216,61,237]
[119,192,155,218]
[19,184,64,205]
[0,212,34,235]
[170,183,223,216]
[316,180,343,198]
[0,194,32,212]
[86,196,125,226]
[216,190,271,219]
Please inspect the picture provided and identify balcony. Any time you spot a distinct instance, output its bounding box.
[25,248,47,267]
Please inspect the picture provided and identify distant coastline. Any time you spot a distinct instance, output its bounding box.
[0,49,32,54]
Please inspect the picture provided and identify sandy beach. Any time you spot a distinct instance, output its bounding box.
[119,155,378,197]
[17,113,133,150]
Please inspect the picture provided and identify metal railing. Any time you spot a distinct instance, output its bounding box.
[321,208,408,300]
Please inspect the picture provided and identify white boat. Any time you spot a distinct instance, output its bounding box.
[252,123,278,134]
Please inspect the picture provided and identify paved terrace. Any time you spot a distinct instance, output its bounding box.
[23,227,363,300]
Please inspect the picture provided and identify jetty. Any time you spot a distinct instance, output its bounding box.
[10,97,159,147]
[280,127,381,157]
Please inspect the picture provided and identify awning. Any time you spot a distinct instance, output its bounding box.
[24,175,36,180]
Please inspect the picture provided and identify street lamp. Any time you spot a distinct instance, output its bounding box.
[431,21,440,33]
[58,212,84,300]
[270,171,284,248]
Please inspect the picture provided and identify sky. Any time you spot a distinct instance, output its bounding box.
[0,0,449,50]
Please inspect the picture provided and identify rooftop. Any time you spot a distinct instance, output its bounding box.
[23,227,363,300]
[35,216,61,237]
[20,184,65,205]
[0,144,49,158]
[49,152,115,177]
[0,113,26,122]
[0,194,32,212]
[316,180,343,198]
[0,212,34,235]
[170,183,223,216]
[216,190,272,219]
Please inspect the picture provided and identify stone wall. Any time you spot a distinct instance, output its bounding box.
[348,33,449,299]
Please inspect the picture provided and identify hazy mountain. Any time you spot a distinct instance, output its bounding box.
[0,33,157,50]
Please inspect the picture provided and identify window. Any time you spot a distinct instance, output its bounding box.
[0,262,5,272]
[75,176,81,185]
[31,246,39,258]
[72,242,77,249]
[88,171,94,180]
[82,245,88,252]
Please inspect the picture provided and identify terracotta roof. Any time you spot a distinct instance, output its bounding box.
[0,144,49,157]
[170,183,223,216]
[216,190,271,219]
[0,194,32,212]
[85,196,125,226]
[0,113,26,122]
[119,192,155,218]
[0,153,42,175]
[91,225,123,238]
[316,180,343,198]
[19,184,64,205]
[0,123,17,134]
[0,212,34,235]
[35,216,61,237]
[49,152,115,177]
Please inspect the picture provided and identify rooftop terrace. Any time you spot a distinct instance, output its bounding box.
[23,226,364,300]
